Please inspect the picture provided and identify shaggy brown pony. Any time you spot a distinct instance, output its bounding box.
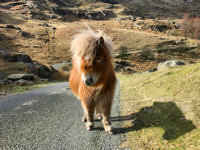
[69,30,116,134]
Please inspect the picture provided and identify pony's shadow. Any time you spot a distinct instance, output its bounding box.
[110,101,196,140]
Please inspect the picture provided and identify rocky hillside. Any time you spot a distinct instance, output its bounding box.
[0,0,200,94]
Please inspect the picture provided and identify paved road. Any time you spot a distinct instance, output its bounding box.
[0,82,125,150]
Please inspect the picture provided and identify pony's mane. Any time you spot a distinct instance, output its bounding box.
[70,30,113,63]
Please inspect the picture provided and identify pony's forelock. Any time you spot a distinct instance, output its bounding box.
[70,30,113,68]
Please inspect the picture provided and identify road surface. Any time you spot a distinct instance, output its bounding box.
[0,82,126,150]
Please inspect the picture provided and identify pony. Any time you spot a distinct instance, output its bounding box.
[69,29,116,134]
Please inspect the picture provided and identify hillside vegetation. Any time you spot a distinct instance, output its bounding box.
[118,63,200,149]
[0,0,200,149]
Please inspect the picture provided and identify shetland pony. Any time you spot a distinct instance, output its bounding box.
[69,29,116,134]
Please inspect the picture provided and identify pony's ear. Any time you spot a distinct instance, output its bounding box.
[99,36,104,45]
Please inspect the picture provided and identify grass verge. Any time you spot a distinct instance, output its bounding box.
[118,63,200,149]
[0,81,61,96]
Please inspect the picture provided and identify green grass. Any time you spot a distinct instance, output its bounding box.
[118,63,200,149]
[0,81,60,96]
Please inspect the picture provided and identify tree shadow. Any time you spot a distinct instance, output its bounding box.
[112,101,196,140]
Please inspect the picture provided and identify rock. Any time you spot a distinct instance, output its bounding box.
[26,63,39,75]
[42,23,50,27]
[0,79,8,85]
[52,6,114,20]
[154,24,171,32]
[126,67,136,73]
[105,4,114,9]
[52,7,68,16]
[116,16,136,21]
[0,91,6,96]
[145,68,157,73]
[8,2,25,7]
[20,31,34,38]
[5,24,21,30]
[49,14,57,19]
[0,79,13,85]
[174,23,180,29]
[2,53,33,63]
[15,79,32,86]
[38,65,52,78]
[16,54,33,63]
[0,69,6,79]
[7,74,34,81]
[25,1,36,8]
[52,27,57,30]
[88,10,115,20]
[0,50,7,56]
[114,64,123,72]
[115,60,130,66]
[2,53,14,62]
[157,60,186,70]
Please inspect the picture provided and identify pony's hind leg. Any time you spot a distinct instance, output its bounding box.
[95,106,102,120]
[102,112,113,134]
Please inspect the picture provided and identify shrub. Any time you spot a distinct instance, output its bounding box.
[118,46,129,60]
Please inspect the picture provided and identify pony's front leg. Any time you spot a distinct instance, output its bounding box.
[82,113,87,123]
[81,101,95,131]
[100,99,113,134]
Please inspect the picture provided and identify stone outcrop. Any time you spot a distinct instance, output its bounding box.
[7,74,34,81]
[158,60,186,70]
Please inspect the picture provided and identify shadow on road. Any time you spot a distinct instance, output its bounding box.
[111,101,196,140]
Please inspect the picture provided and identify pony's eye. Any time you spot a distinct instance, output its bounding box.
[96,57,102,62]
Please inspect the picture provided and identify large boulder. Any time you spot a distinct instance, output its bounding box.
[20,31,35,38]
[7,74,34,81]
[5,24,21,30]
[38,65,53,78]
[2,53,33,63]
[158,60,186,70]
[16,54,33,63]
[26,63,53,79]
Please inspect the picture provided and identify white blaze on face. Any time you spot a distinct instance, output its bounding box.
[81,73,99,86]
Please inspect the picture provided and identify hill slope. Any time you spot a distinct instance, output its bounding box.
[118,63,200,149]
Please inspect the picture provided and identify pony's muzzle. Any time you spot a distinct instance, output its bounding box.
[82,73,98,86]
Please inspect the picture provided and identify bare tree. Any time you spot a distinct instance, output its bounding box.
[193,16,200,39]
[182,13,190,39]
[182,13,200,39]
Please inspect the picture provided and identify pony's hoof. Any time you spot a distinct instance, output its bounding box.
[96,113,102,120]
[104,126,113,134]
[85,122,94,131]
[86,126,93,131]
[97,116,102,120]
